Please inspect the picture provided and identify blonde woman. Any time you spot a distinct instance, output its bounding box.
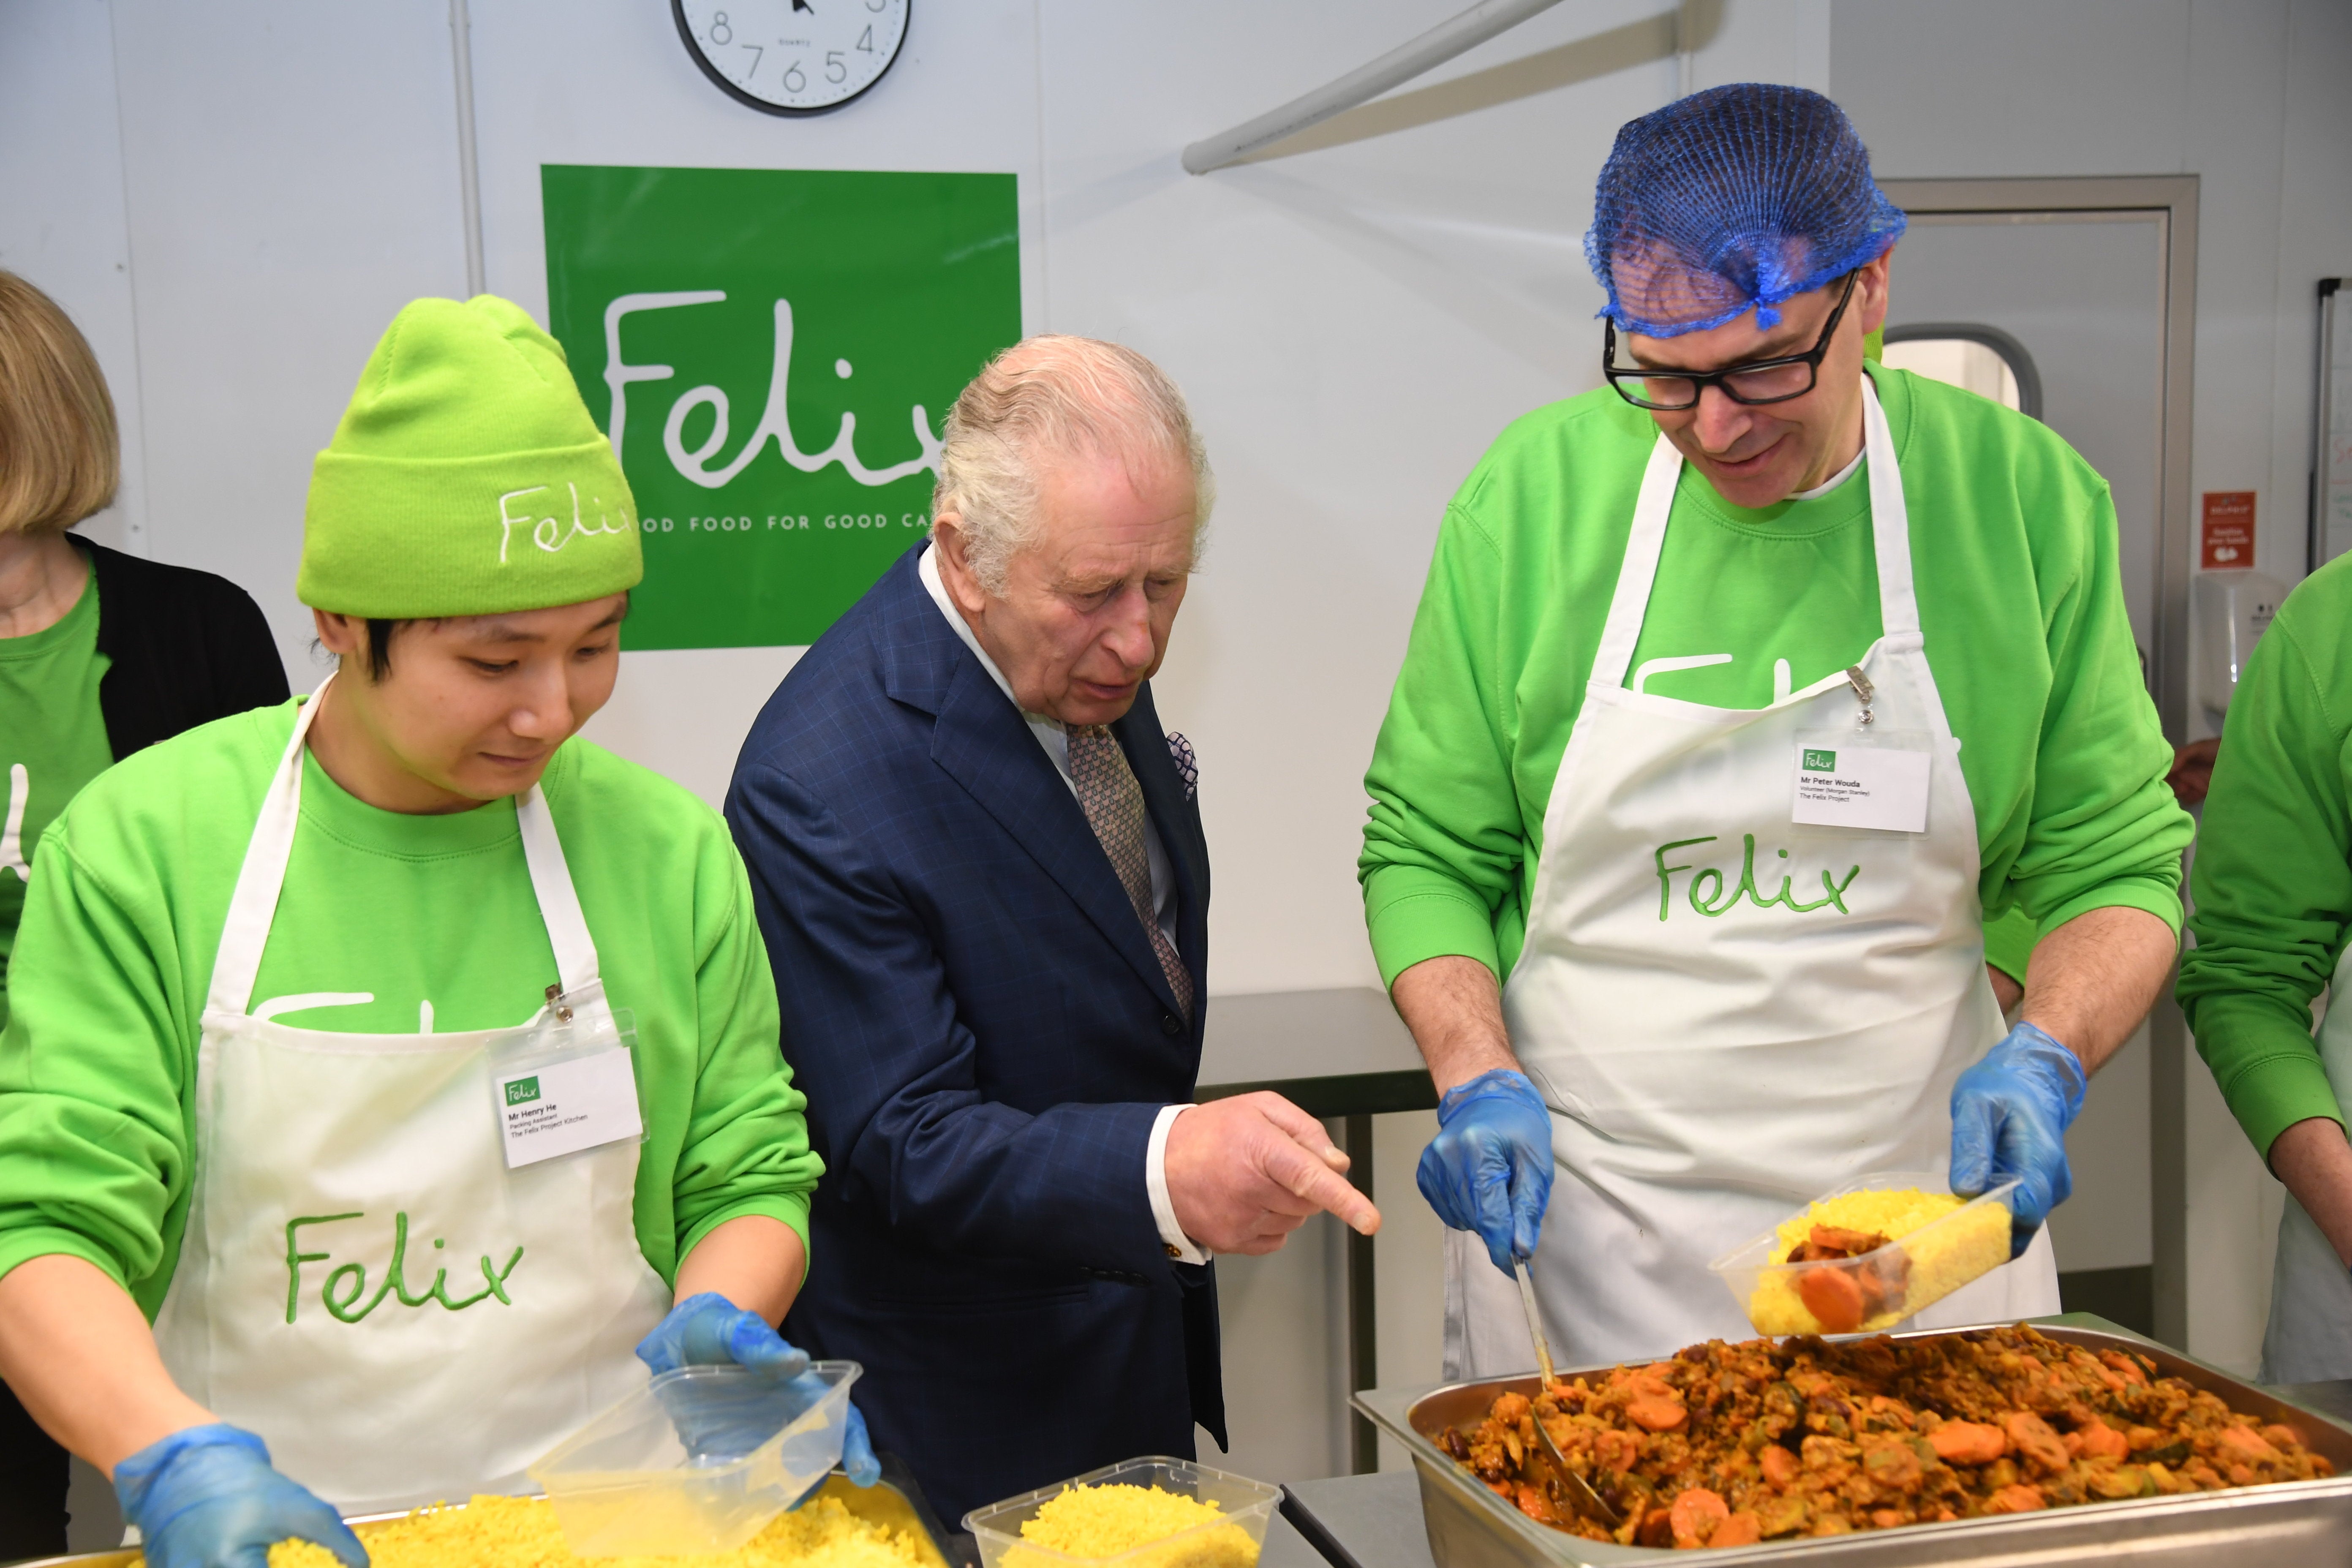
[0,271,286,1557]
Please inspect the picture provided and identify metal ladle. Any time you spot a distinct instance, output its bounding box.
[1513,1255,1622,1531]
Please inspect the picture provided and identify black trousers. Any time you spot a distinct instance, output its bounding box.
[0,1380,68,1559]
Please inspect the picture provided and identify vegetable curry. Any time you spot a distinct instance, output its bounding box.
[1438,1326,2334,1549]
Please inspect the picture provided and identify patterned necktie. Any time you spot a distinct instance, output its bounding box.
[1067,725,1194,1020]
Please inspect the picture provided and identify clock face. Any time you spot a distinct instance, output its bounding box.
[673,0,909,116]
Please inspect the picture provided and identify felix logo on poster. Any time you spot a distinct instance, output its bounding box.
[543,166,1022,652]
[604,292,943,494]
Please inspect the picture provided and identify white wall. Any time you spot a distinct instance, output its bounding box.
[5,0,2349,1486]
[0,0,144,557]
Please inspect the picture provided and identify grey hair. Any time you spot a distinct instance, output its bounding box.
[931,335,1214,594]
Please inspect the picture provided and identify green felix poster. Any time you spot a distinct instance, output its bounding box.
[542,166,1021,650]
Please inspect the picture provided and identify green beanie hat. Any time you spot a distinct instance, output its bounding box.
[299,295,642,617]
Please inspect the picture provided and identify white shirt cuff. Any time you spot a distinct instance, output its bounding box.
[1146,1103,1209,1265]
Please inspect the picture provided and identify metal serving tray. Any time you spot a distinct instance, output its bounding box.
[1352,1314,2352,1567]
[10,1462,966,1568]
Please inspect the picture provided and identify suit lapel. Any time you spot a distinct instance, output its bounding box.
[877,542,1192,1017]
[922,652,1186,1019]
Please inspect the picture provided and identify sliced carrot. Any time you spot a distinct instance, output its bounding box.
[1797,1267,1867,1333]
[1928,1421,2008,1466]
[1668,1489,1729,1548]
[1710,1511,1763,1547]
[2003,1411,2069,1473]
[2076,1420,2130,1462]
[2218,1424,2279,1461]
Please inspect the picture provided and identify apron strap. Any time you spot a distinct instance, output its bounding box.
[204,676,334,1018]
[1859,378,1920,640]
[1590,433,1686,691]
[514,784,602,1000]
[205,674,605,1020]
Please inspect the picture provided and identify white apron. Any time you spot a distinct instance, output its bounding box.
[1444,383,2059,1377]
[152,677,671,1513]
[2259,946,2352,1383]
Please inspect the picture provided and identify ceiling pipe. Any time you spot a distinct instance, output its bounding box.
[1181,0,1571,174]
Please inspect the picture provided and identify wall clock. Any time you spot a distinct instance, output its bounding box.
[672,0,909,116]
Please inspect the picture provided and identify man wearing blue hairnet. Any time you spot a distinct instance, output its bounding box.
[1360,84,2191,1369]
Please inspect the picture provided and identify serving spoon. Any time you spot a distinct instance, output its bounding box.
[1513,1255,1622,1530]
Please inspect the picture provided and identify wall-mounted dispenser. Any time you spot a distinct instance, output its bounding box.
[2193,569,2288,721]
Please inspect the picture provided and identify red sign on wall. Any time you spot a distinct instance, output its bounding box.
[2202,491,2256,569]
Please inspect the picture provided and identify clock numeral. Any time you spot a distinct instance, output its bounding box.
[740,43,762,79]
[856,25,874,52]
[708,9,732,44]
[865,0,887,11]
[782,60,806,93]
[825,50,847,84]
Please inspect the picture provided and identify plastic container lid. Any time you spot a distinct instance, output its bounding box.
[527,1361,861,1557]
[964,1457,1280,1568]
[1706,1171,2021,1337]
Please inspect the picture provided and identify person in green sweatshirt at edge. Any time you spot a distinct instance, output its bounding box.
[2178,552,2352,1383]
[1361,83,2194,1377]
[0,295,875,1568]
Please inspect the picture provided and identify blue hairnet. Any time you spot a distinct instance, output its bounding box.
[1585,83,1906,338]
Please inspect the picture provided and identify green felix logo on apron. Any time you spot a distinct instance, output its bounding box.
[1653,834,1862,920]
[284,1212,525,1324]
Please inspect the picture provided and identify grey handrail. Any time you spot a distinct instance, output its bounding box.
[1181,0,1569,174]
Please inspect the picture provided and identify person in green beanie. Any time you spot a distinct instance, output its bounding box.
[0,296,855,1567]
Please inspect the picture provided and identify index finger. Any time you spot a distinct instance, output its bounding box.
[1260,1134,1382,1236]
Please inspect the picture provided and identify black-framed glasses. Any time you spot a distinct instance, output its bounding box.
[1603,270,1861,411]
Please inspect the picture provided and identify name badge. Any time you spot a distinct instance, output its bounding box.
[488,998,645,1169]
[495,1048,644,1168]
[1791,730,1931,834]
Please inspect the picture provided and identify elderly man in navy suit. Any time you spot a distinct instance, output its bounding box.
[726,336,1380,1524]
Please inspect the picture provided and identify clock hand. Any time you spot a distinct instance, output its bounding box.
[792,0,813,11]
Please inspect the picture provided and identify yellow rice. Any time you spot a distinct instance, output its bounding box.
[1001,1484,1258,1568]
[260,1493,931,1568]
[1744,1187,2011,1335]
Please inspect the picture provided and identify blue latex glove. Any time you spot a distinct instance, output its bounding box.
[636,1293,880,1492]
[1416,1068,1554,1274]
[1950,1021,2088,1258]
[114,1424,365,1568]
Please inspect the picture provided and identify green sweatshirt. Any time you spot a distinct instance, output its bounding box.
[0,699,819,1318]
[1984,905,2038,989]
[2177,553,2352,1157]
[1361,366,2190,986]
[0,566,114,1029]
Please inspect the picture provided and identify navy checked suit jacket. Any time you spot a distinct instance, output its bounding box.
[725,545,1222,1524]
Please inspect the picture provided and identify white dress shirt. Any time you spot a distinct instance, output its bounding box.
[918,544,1208,1264]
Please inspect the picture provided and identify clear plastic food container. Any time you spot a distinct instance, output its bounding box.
[1707,1172,2020,1337]
[527,1361,861,1557]
[964,1457,1280,1568]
